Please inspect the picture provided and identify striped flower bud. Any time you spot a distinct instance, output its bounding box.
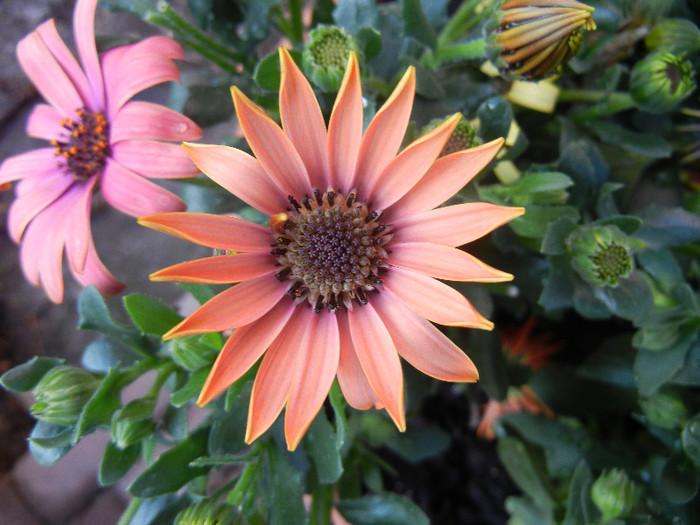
[630,51,696,113]
[31,365,99,426]
[175,500,240,525]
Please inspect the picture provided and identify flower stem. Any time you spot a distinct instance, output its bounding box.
[437,0,497,48]
[557,90,636,121]
[288,0,305,45]
[435,39,486,64]
[309,485,334,525]
[117,498,142,525]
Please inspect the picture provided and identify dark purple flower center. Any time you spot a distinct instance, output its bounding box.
[271,188,392,313]
[51,108,110,181]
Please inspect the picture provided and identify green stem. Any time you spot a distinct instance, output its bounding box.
[557,90,636,121]
[117,498,142,525]
[309,485,333,525]
[144,362,178,401]
[437,0,497,48]
[288,0,305,45]
[435,38,486,64]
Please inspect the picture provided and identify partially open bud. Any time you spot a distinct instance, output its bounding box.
[630,51,696,113]
[639,388,687,430]
[111,399,156,449]
[486,0,596,80]
[591,468,639,522]
[302,25,360,92]
[175,500,240,525]
[645,18,700,55]
[31,365,100,426]
[568,225,639,287]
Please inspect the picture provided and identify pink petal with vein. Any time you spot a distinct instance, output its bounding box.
[163,274,286,339]
[15,167,68,198]
[64,178,97,275]
[370,114,460,210]
[389,242,513,282]
[7,173,72,242]
[286,312,340,450]
[386,138,504,220]
[353,67,415,199]
[26,104,62,141]
[392,202,525,247]
[111,101,202,143]
[111,140,199,179]
[72,237,125,296]
[383,266,494,329]
[73,0,104,108]
[246,307,307,444]
[279,48,329,190]
[17,32,83,116]
[0,148,59,186]
[348,303,406,431]
[183,143,288,216]
[232,87,312,198]
[327,53,363,191]
[138,212,272,253]
[337,313,382,410]
[101,158,185,217]
[151,253,277,284]
[198,300,296,406]
[374,292,479,382]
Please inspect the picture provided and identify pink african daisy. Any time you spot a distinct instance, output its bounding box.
[0,0,202,303]
[139,48,524,451]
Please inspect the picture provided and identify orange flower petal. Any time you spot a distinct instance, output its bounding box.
[392,203,525,246]
[385,138,504,220]
[151,253,277,284]
[285,312,340,450]
[197,300,296,406]
[353,66,416,199]
[138,212,271,253]
[163,275,287,339]
[279,48,329,190]
[182,143,288,216]
[231,86,311,198]
[369,114,460,210]
[327,52,363,191]
[389,242,513,282]
[374,292,478,382]
[337,313,383,410]
[383,266,494,329]
[348,303,406,431]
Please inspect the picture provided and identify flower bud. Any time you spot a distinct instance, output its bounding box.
[568,225,638,287]
[175,500,240,525]
[486,0,596,80]
[424,116,480,157]
[630,52,696,113]
[591,468,638,522]
[111,399,156,449]
[31,365,99,426]
[302,25,360,92]
[639,388,687,430]
[645,18,700,55]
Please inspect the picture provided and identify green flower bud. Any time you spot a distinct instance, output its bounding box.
[31,365,100,426]
[424,116,480,157]
[645,18,700,55]
[591,468,639,522]
[175,500,240,525]
[302,25,360,92]
[485,0,596,80]
[630,52,696,113]
[568,225,638,287]
[639,388,687,429]
[111,399,155,449]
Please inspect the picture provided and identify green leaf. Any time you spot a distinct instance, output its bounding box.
[171,366,211,407]
[189,454,254,467]
[254,50,282,91]
[682,414,700,466]
[634,333,695,396]
[179,282,217,305]
[563,461,596,525]
[356,26,382,62]
[592,273,654,323]
[385,423,450,462]
[28,421,73,466]
[0,356,65,392]
[266,445,308,525]
[557,140,607,208]
[183,83,235,127]
[505,496,555,525]
[540,255,576,312]
[72,368,124,444]
[402,0,436,49]
[510,206,580,239]
[121,494,189,525]
[208,380,251,456]
[123,294,182,337]
[305,411,343,485]
[477,96,512,142]
[81,338,139,373]
[128,427,210,497]
[541,217,578,255]
[636,206,700,249]
[336,493,430,525]
[497,436,553,514]
[588,121,672,158]
[333,0,379,34]
[661,453,699,504]
[99,440,140,486]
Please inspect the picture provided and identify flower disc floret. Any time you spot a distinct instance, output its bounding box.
[51,108,110,180]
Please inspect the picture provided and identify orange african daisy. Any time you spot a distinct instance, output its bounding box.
[139,48,524,450]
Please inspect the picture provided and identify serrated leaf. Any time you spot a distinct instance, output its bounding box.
[0,356,65,392]
[123,294,182,337]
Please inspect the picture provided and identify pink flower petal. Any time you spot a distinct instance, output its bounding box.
[392,202,525,247]
[278,48,329,191]
[64,178,97,276]
[26,104,63,141]
[36,19,94,109]
[110,101,202,143]
[73,0,104,108]
[389,242,513,282]
[111,140,200,179]
[373,291,479,382]
[71,234,125,296]
[383,266,494,329]
[198,300,296,406]
[0,148,60,186]
[151,253,277,284]
[101,158,185,217]
[182,143,288,216]
[348,303,406,431]
[15,167,68,198]
[337,313,382,410]
[369,114,460,210]
[353,67,415,200]
[285,312,340,450]
[232,87,312,199]
[386,138,504,220]
[138,212,272,253]
[246,307,307,444]
[327,53,363,192]
[17,31,84,116]
[163,274,286,339]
